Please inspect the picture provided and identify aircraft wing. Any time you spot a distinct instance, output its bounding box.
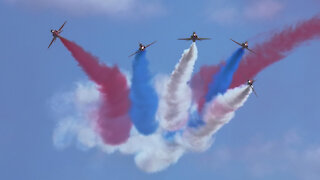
[128,50,140,57]
[251,86,258,97]
[48,37,56,48]
[230,39,242,46]
[59,21,67,31]
[178,38,192,41]
[247,48,257,54]
[198,38,211,40]
[146,41,157,48]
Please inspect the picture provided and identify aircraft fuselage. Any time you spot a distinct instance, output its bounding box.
[51,30,61,38]
[178,32,210,42]
[242,42,249,49]
[247,80,254,86]
[191,34,198,42]
[139,44,146,51]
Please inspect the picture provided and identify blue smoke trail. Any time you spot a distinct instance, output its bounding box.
[205,48,244,102]
[188,48,244,128]
[129,51,159,135]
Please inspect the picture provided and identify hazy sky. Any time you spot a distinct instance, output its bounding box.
[1,0,320,179]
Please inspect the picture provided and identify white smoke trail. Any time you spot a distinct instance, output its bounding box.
[51,81,118,153]
[51,81,252,173]
[182,85,252,152]
[119,130,185,173]
[159,43,198,131]
[51,81,184,172]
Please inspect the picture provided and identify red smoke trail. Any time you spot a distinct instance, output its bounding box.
[192,15,320,110]
[190,65,222,112]
[60,37,132,145]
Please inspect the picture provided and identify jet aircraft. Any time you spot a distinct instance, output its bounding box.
[178,32,210,42]
[247,79,258,97]
[129,41,157,57]
[48,21,66,48]
[230,39,256,54]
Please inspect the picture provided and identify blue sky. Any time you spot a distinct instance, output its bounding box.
[1,0,320,179]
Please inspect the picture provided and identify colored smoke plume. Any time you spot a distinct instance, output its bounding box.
[206,48,244,102]
[52,81,252,173]
[129,51,159,135]
[60,37,132,145]
[159,43,198,131]
[191,15,320,108]
[183,85,252,151]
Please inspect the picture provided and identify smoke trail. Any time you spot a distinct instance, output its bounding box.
[183,85,252,152]
[188,48,244,128]
[129,51,159,135]
[53,15,320,173]
[191,15,320,106]
[159,43,198,131]
[190,65,222,112]
[52,82,101,150]
[205,48,244,102]
[119,131,185,173]
[60,37,132,145]
[51,81,252,173]
[230,15,320,88]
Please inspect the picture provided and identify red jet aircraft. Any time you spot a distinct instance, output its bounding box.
[231,39,256,54]
[247,79,258,97]
[178,32,210,42]
[48,21,67,48]
[129,41,157,57]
